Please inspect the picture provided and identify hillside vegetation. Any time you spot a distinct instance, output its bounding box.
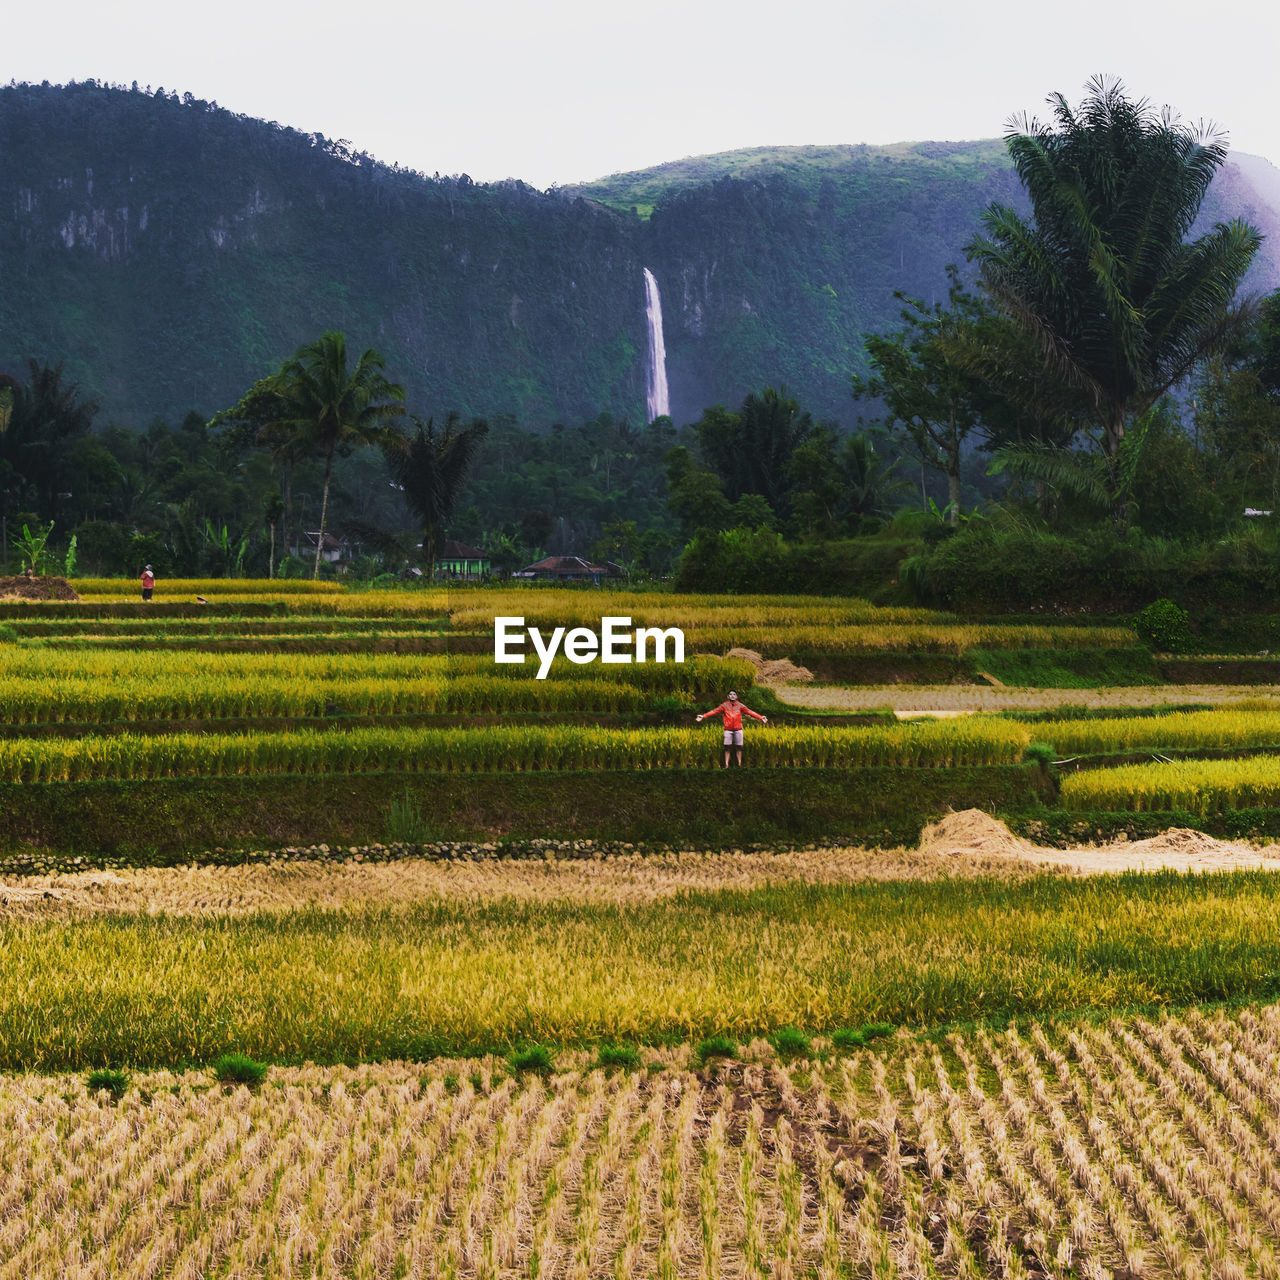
[4,82,1278,429]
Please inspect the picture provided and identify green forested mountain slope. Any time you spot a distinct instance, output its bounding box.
[578,142,1280,424]
[0,82,648,428]
[2,82,1277,430]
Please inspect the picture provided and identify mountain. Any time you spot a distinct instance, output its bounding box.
[2,82,1278,430]
[578,143,1280,424]
[0,82,648,428]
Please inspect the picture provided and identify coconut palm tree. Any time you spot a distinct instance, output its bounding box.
[264,332,405,578]
[968,76,1261,505]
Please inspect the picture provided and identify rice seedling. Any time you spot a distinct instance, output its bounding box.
[510,1045,555,1075]
[768,1025,811,1060]
[770,1113,805,1276]
[526,1072,612,1279]
[85,1067,129,1099]
[612,1084,666,1280]
[211,1053,269,1088]
[695,1035,737,1063]
[594,1042,643,1073]
[568,1074,645,1280]
[654,1079,698,1280]
[832,1021,895,1050]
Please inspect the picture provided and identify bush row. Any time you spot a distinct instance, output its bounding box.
[909,522,1280,613]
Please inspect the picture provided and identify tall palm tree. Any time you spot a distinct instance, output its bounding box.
[968,76,1261,496]
[266,333,405,578]
[385,413,489,573]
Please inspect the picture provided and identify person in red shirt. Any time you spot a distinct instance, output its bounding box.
[140,564,155,601]
[696,689,767,768]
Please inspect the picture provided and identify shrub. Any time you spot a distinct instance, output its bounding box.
[911,519,1084,610]
[695,1034,737,1062]
[832,1022,895,1051]
[649,696,690,716]
[211,1053,269,1088]
[509,1044,554,1075]
[594,1042,642,1072]
[1134,598,1192,653]
[769,1025,812,1060]
[86,1067,129,1099]
[1023,741,1056,765]
[673,529,919,596]
[385,788,442,844]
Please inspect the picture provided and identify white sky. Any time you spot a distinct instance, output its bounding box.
[8,0,1278,189]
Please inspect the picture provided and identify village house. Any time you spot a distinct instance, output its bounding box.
[435,540,491,579]
[517,555,609,585]
[294,530,350,567]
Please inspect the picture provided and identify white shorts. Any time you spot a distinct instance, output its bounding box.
[723,729,743,746]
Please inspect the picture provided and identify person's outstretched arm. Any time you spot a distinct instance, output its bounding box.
[696,703,726,724]
[741,704,768,723]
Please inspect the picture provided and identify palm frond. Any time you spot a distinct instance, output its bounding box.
[988,442,1111,510]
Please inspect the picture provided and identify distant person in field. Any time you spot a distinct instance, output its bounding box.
[696,690,767,768]
[141,564,155,601]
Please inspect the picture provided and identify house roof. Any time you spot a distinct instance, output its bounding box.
[522,556,606,574]
[303,530,345,550]
[438,540,487,559]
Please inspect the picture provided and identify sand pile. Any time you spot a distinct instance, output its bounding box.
[918,809,1032,859]
[728,647,814,686]
[0,575,80,601]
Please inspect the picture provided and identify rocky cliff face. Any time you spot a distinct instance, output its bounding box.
[3,83,1278,429]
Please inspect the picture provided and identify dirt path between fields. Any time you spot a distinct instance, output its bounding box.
[776,682,1280,715]
[920,808,1280,874]
[2,811,1278,919]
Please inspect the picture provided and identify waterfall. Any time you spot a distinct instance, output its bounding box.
[643,267,670,422]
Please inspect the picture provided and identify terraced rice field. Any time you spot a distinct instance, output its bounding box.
[6,580,1280,1273]
[8,1005,1280,1278]
[2,577,1278,829]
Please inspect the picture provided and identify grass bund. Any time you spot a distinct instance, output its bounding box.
[8,870,1280,1072]
[0,765,1049,858]
[0,582,1275,851]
